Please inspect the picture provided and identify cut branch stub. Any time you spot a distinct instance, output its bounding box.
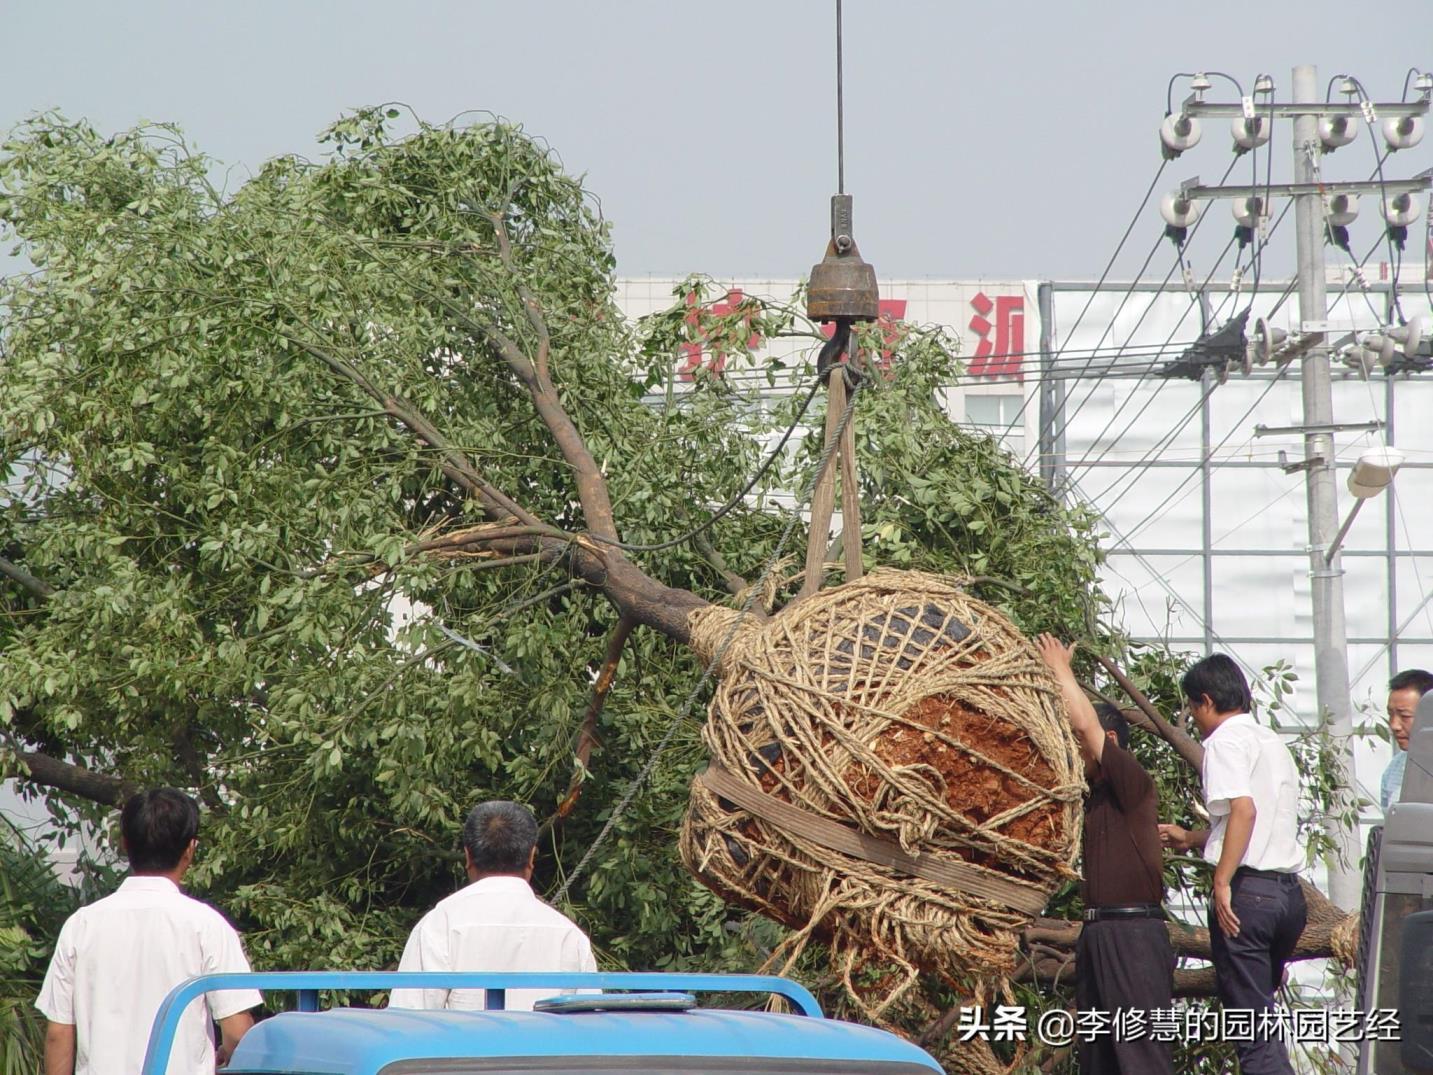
[679,569,1084,1015]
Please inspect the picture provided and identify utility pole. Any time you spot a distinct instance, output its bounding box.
[1167,67,1432,911]
[1291,64,1358,911]
[1036,283,1066,494]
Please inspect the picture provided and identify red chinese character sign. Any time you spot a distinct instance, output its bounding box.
[678,289,763,381]
[967,291,1024,381]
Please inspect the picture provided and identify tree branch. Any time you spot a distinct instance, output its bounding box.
[546,616,636,830]
[281,334,541,528]
[1017,895,1352,996]
[9,750,136,808]
[692,531,748,596]
[490,211,553,385]
[0,555,54,600]
[1093,653,1205,773]
[487,211,618,540]
[279,325,709,643]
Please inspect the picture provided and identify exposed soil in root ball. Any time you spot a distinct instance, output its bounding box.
[871,694,1062,872]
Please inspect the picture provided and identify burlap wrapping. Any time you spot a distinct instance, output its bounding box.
[679,568,1083,1022]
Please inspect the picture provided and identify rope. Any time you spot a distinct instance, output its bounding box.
[681,569,1083,1021]
[551,380,865,904]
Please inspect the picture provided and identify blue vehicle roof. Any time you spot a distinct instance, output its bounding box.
[142,973,942,1075]
[228,1007,942,1073]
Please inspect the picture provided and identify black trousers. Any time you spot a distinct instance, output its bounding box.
[1207,870,1307,1075]
[1075,917,1174,1075]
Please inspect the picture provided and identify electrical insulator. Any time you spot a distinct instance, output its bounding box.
[1231,196,1265,229]
[1383,192,1422,228]
[1231,115,1271,152]
[1160,113,1202,159]
[1382,115,1425,151]
[1247,317,1288,367]
[1318,115,1358,152]
[1360,332,1397,368]
[1326,193,1360,227]
[1160,193,1203,228]
[1341,342,1377,379]
[1388,317,1424,358]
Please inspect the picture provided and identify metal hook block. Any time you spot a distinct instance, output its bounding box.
[807,194,879,323]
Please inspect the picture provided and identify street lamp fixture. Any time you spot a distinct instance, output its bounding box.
[1326,447,1405,564]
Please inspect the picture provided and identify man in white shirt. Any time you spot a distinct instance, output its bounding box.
[1158,654,1305,1075]
[36,788,261,1075]
[1380,669,1433,811]
[389,800,596,1011]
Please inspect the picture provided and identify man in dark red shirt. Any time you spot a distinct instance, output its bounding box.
[1039,636,1173,1075]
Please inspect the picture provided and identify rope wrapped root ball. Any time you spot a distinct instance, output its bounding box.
[680,569,1083,1013]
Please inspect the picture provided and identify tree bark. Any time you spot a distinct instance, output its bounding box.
[12,750,136,807]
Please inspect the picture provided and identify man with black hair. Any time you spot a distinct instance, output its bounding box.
[1159,653,1304,1075]
[1381,668,1433,811]
[390,800,596,1012]
[36,788,260,1075]
[1037,636,1172,1075]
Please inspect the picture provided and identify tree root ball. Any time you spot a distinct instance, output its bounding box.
[680,569,1083,1006]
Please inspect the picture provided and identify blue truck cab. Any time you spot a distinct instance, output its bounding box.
[140,972,944,1075]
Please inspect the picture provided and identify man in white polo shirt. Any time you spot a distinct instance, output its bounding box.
[36,788,261,1075]
[1159,655,1305,1075]
[389,800,596,1012]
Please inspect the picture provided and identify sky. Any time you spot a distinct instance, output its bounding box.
[0,1,1429,283]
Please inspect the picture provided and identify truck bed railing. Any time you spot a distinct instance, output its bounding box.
[142,971,825,1075]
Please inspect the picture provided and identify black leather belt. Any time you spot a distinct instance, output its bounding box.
[1235,866,1298,883]
[1083,904,1165,922]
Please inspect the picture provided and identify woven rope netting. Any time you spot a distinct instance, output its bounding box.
[680,568,1083,1021]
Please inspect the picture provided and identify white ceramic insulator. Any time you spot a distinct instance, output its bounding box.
[1326,193,1359,228]
[1159,113,1203,157]
[1383,193,1422,228]
[1231,115,1272,150]
[1318,115,1357,150]
[1382,115,1425,151]
[1231,196,1265,228]
[1160,192,1203,228]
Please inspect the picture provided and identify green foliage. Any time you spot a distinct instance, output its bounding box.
[0,108,778,982]
[0,818,117,1071]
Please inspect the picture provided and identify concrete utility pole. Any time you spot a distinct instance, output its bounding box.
[1291,64,1358,911]
[1175,68,1431,910]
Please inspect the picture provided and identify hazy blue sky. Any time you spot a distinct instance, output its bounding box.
[1,1,1428,281]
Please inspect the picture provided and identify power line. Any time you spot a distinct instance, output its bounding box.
[1056,195,1297,496]
[1071,155,1398,526]
[1088,284,1301,524]
[1112,230,1389,543]
[1052,232,1244,497]
[996,159,1170,452]
[1024,156,1244,474]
